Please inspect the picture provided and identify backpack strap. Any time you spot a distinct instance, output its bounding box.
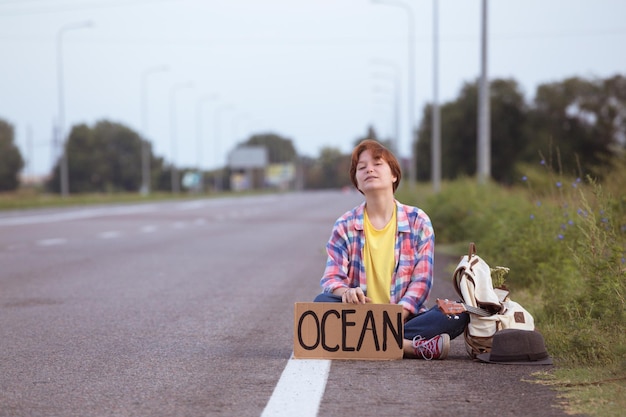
[468,242,477,259]
[453,243,502,312]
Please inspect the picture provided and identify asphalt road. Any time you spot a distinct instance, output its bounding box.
[0,191,578,417]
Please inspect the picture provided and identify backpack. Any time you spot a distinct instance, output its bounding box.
[451,243,535,359]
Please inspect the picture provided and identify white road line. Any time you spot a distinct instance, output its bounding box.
[261,358,331,417]
[141,225,158,233]
[0,205,158,227]
[175,201,210,211]
[98,231,121,239]
[36,238,68,246]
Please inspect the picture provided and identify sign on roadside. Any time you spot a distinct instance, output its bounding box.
[293,302,404,360]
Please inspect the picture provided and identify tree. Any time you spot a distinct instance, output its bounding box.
[0,119,25,191]
[527,75,626,177]
[602,75,626,151]
[353,125,395,153]
[151,155,170,192]
[416,78,529,183]
[489,79,529,183]
[95,121,143,191]
[47,120,148,193]
[242,133,297,163]
[416,81,478,181]
[65,123,102,193]
[306,146,351,189]
[305,126,396,189]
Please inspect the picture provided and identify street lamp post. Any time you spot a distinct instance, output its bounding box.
[372,0,416,188]
[477,0,491,184]
[57,20,93,198]
[432,0,442,192]
[372,85,397,145]
[169,82,193,194]
[140,65,168,196]
[371,59,402,155]
[371,69,400,155]
[231,112,251,145]
[196,94,219,193]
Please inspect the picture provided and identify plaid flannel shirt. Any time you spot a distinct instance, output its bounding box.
[320,200,434,315]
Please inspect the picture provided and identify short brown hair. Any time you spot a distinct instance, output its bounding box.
[349,140,402,193]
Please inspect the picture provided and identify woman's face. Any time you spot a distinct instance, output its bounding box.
[355,150,397,194]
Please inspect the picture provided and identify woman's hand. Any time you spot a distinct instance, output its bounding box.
[340,287,371,304]
[402,308,411,323]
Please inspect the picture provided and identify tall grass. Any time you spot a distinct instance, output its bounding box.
[398,158,626,369]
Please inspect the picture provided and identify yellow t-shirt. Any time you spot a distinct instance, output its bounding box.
[363,207,397,304]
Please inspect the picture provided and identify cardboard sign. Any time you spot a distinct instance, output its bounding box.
[293,302,404,360]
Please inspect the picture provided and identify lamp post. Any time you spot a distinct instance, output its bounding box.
[140,65,168,195]
[169,81,193,194]
[432,0,442,192]
[371,0,416,188]
[371,69,400,155]
[477,0,491,184]
[231,112,251,145]
[371,89,394,146]
[196,94,219,192]
[57,20,93,198]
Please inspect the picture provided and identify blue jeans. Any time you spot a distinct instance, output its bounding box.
[313,293,469,341]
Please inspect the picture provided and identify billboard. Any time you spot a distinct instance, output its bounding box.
[228,146,268,169]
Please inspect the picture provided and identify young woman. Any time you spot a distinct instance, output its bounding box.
[314,140,468,359]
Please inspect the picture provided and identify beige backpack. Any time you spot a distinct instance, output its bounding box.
[451,243,535,359]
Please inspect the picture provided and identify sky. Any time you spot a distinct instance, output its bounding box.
[1,0,625,178]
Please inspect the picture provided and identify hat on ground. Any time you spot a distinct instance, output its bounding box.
[476,329,553,365]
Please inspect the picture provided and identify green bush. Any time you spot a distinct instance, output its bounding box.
[399,156,626,368]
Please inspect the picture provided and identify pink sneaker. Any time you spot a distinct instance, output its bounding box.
[412,334,450,360]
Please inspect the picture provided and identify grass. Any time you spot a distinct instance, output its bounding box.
[396,157,626,417]
[0,188,185,211]
[0,187,272,211]
[532,367,626,417]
